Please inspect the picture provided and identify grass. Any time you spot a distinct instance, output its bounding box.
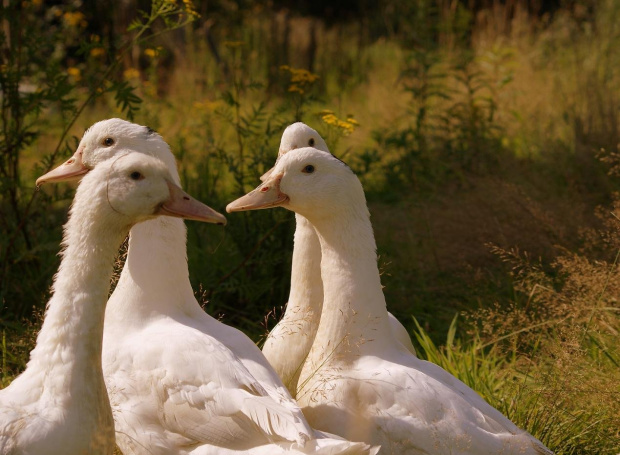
[1,1,620,453]
[414,313,620,454]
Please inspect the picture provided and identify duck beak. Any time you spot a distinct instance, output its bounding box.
[226,173,288,213]
[159,181,227,225]
[36,149,89,185]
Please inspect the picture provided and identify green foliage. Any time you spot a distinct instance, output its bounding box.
[376,0,473,49]
[413,315,507,404]
[371,47,512,194]
[0,0,197,322]
[112,80,143,121]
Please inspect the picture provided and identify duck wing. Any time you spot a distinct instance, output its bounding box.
[110,321,313,452]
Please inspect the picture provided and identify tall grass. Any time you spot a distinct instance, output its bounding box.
[414,310,620,454]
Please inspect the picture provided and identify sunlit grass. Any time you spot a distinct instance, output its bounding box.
[413,311,620,454]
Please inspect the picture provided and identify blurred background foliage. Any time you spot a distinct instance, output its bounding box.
[1,0,620,452]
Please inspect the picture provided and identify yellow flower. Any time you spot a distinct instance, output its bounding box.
[319,112,358,136]
[90,47,105,57]
[182,0,200,17]
[144,48,157,58]
[280,65,319,94]
[289,68,319,84]
[123,68,140,80]
[321,113,338,125]
[67,67,81,81]
[288,85,304,95]
[63,11,86,27]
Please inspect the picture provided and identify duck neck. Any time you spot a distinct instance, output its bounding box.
[287,214,323,321]
[306,204,392,363]
[107,215,195,318]
[125,216,190,293]
[27,202,126,395]
[105,161,197,320]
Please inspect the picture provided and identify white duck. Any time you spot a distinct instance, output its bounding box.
[0,153,222,455]
[36,119,377,455]
[226,147,553,455]
[261,123,415,395]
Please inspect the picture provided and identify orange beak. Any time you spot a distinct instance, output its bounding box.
[159,181,227,225]
[226,173,288,213]
[36,149,89,185]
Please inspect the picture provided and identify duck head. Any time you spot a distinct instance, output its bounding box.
[37,118,178,186]
[228,147,363,222]
[261,122,330,182]
[37,118,225,225]
[84,153,226,225]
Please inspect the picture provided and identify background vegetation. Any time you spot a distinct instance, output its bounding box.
[1,0,619,452]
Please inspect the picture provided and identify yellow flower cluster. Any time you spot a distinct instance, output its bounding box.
[67,67,81,81]
[319,110,359,135]
[145,46,165,58]
[90,48,105,57]
[280,65,319,95]
[63,11,86,28]
[182,0,200,17]
[123,68,140,80]
[288,85,304,94]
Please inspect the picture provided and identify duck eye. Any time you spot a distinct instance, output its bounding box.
[129,171,143,181]
[308,138,315,146]
[302,164,315,174]
[103,137,115,146]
